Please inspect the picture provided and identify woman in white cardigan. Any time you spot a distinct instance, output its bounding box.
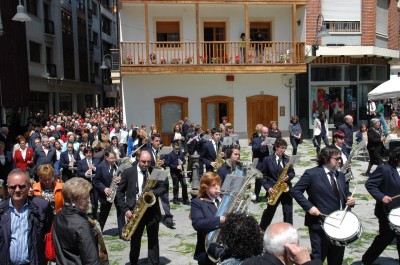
[313,112,329,155]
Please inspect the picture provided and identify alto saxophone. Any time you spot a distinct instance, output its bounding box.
[267,156,292,206]
[106,167,118,203]
[214,143,224,169]
[121,175,157,240]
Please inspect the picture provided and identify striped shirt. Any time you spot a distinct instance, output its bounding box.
[9,199,29,264]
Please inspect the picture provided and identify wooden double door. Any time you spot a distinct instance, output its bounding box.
[246,95,278,141]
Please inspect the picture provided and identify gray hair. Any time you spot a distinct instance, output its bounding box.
[370,118,380,126]
[264,224,299,255]
[41,136,49,143]
[344,115,353,122]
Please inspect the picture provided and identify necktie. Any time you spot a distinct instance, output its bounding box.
[110,165,116,176]
[277,158,283,175]
[141,170,148,191]
[88,159,92,165]
[215,198,220,208]
[329,172,340,205]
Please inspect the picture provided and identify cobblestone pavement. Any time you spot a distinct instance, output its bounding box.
[103,138,399,265]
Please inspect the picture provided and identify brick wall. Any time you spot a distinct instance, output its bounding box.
[306,0,321,45]
[388,0,399,50]
[362,0,377,46]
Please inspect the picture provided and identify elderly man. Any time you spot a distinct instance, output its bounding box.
[0,169,52,265]
[338,115,354,152]
[243,222,322,265]
[252,126,270,203]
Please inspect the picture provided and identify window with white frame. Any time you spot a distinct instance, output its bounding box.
[322,0,361,33]
[376,0,389,37]
[156,21,180,47]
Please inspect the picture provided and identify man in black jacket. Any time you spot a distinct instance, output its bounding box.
[0,169,52,265]
[116,150,166,265]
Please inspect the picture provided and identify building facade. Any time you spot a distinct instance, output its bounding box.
[118,0,307,145]
[298,0,399,136]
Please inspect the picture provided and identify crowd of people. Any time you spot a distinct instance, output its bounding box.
[0,104,399,265]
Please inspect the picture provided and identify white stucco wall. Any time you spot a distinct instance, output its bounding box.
[122,73,293,137]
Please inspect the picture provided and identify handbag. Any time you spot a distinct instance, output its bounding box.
[295,137,303,144]
[45,225,56,261]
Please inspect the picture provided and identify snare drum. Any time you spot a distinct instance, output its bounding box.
[388,207,400,234]
[322,210,362,246]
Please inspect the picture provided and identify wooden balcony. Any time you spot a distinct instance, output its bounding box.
[120,41,306,74]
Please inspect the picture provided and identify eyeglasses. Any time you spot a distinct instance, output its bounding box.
[8,184,28,190]
[332,157,342,162]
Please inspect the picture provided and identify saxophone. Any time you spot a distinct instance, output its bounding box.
[121,176,157,240]
[267,155,292,206]
[106,166,118,203]
[214,143,224,169]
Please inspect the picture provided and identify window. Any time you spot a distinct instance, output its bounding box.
[93,32,98,46]
[26,0,38,16]
[325,21,361,32]
[102,16,111,36]
[376,0,389,37]
[156,21,180,47]
[250,22,271,41]
[322,0,361,33]
[92,1,98,16]
[29,41,41,63]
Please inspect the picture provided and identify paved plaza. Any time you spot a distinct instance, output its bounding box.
[103,137,399,265]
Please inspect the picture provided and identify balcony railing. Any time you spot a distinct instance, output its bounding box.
[44,19,55,35]
[46,64,57,78]
[120,41,305,66]
[325,21,361,32]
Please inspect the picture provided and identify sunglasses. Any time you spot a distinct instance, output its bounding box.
[332,157,342,162]
[8,184,28,190]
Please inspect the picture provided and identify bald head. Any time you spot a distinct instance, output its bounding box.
[261,126,269,138]
[264,222,298,256]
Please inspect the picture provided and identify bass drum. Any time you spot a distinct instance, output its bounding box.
[322,210,362,246]
[388,207,400,234]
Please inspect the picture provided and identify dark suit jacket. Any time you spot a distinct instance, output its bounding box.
[243,252,323,265]
[163,151,186,176]
[252,137,269,169]
[115,162,165,221]
[88,132,101,146]
[291,165,351,228]
[0,151,13,184]
[33,145,56,167]
[77,158,100,178]
[200,140,219,172]
[191,197,221,262]
[365,164,400,219]
[59,151,80,171]
[93,160,117,203]
[259,154,295,191]
[216,164,233,184]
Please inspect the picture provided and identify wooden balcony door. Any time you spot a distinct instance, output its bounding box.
[246,95,278,141]
[201,96,234,131]
[204,22,225,62]
[154,96,188,146]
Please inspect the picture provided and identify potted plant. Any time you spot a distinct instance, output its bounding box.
[160,57,167,64]
[185,56,193,64]
[211,57,218,64]
[199,55,208,64]
[278,54,286,63]
[149,53,157,64]
[171,57,181,64]
[235,55,241,64]
[123,54,133,64]
[223,54,231,64]
[138,58,145,64]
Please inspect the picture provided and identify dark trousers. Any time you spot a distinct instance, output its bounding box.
[315,135,330,155]
[254,178,267,201]
[171,173,188,201]
[90,188,99,220]
[362,216,400,265]
[130,209,160,265]
[160,181,173,219]
[259,192,293,231]
[309,226,345,265]
[290,137,298,155]
[98,200,125,235]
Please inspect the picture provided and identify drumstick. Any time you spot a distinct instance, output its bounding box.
[319,213,341,221]
[340,187,357,225]
[391,194,400,200]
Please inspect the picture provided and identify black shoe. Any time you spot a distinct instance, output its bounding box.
[365,172,370,177]
[172,199,180,205]
[252,199,259,204]
[164,218,175,229]
[182,200,190,205]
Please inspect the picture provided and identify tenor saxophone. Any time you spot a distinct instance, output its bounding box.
[106,169,118,203]
[121,177,157,240]
[267,156,291,206]
[214,144,224,169]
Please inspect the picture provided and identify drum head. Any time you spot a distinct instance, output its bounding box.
[323,211,360,240]
[389,208,400,226]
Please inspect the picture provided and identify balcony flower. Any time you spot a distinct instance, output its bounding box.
[185,56,194,64]
[235,55,241,64]
[171,58,181,64]
[123,54,133,64]
[199,55,208,64]
[160,57,167,64]
[150,53,157,64]
[211,57,218,64]
[138,58,145,64]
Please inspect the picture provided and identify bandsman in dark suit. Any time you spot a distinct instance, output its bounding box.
[362,147,400,265]
[59,142,80,182]
[92,149,125,236]
[33,136,56,180]
[88,126,101,146]
[200,128,222,173]
[77,146,100,219]
[116,150,166,265]
[330,130,352,181]
[291,146,355,265]
[186,125,206,178]
[259,138,295,231]
[251,126,270,203]
[191,172,226,265]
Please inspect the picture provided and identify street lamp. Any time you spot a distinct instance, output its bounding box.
[12,0,32,22]
[312,14,330,56]
[100,54,111,70]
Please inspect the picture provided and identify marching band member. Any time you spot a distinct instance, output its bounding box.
[92,150,125,236]
[291,146,355,265]
[191,172,225,265]
[116,150,166,265]
[164,141,189,205]
[252,126,270,203]
[59,142,80,182]
[366,118,385,177]
[330,130,352,181]
[259,139,295,231]
[216,146,241,185]
[200,128,222,173]
[362,147,400,265]
[186,125,206,178]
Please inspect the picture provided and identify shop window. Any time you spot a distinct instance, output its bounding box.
[156,21,180,47]
[311,66,342,81]
[359,66,373,81]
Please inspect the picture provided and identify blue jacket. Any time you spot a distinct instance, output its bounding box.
[163,151,186,176]
[93,160,117,203]
[0,197,52,265]
[77,157,100,178]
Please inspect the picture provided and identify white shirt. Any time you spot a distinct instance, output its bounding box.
[211,139,218,153]
[0,155,5,165]
[137,164,145,198]
[334,144,348,168]
[20,148,27,160]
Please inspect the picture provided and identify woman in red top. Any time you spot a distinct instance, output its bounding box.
[13,137,34,171]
